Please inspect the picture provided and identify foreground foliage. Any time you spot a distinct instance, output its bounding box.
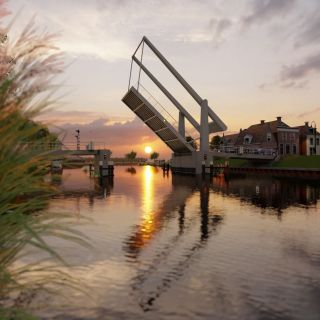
[0,1,89,317]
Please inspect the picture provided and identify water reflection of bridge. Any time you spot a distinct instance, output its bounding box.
[124,172,320,260]
[124,174,222,257]
[122,170,319,310]
[123,172,224,311]
[52,170,114,207]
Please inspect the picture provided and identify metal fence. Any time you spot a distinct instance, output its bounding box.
[213,146,277,156]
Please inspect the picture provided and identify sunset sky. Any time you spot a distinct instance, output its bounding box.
[9,0,320,158]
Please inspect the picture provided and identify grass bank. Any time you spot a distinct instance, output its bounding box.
[212,155,320,169]
[270,155,320,169]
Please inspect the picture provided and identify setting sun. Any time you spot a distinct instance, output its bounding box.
[144,146,152,154]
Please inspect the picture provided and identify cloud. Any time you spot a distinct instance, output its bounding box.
[208,18,233,47]
[47,115,171,157]
[279,80,308,89]
[280,52,320,82]
[295,10,320,48]
[10,0,233,61]
[37,110,130,126]
[242,0,296,29]
[297,107,320,119]
[261,52,320,90]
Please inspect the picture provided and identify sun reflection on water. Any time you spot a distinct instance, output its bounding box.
[142,165,153,214]
[141,166,155,240]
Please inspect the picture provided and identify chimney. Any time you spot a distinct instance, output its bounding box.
[305,121,309,127]
[260,120,265,125]
[277,116,282,122]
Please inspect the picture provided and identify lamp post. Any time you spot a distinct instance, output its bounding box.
[311,121,317,155]
[75,129,80,150]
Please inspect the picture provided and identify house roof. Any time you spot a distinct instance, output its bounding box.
[235,119,290,145]
[247,119,289,134]
[294,124,320,136]
[223,133,238,144]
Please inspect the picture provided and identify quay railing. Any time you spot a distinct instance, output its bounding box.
[212,146,277,157]
[22,141,109,152]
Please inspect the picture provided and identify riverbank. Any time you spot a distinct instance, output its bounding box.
[214,155,320,169]
[225,166,320,180]
[212,155,320,180]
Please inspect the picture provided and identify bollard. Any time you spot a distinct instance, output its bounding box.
[108,161,114,177]
[202,161,205,177]
[99,160,103,177]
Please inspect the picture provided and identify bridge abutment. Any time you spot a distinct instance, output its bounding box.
[170,151,214,175]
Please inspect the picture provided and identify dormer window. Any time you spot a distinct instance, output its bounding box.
[244,134,252,144]
[267,133,272,142]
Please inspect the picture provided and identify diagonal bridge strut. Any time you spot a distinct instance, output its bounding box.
[122,36,227,155]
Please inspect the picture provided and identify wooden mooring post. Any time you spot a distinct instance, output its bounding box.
[201,162,227,178]
[202,161,206,177]
[162,162,170,173]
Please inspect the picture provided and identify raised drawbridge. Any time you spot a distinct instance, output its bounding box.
[122,36,227,174]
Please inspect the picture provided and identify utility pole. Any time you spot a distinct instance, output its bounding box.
[75,129,80,150]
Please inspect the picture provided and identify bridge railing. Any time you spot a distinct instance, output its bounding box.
[137,83,177,126]
[23,141,109,151]
[137,82,197,141]
[23,142,63,150]
[60,142,108,151]
[213,146,277,157]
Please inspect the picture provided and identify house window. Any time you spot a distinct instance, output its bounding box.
[310,137,314,146]
[267,133,272,142]
[281,132,290,141]
[280,144,284,155]
[290,133,295,141]
[243,135,252,144]
[317,138,319,146]
[286,144,290,154]
[292,145,297,154]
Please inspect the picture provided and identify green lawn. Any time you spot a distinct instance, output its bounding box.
[270,155,320,168]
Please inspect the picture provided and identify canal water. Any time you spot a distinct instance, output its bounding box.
[31,166,320,319]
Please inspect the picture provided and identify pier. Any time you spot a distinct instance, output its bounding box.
[29,142,114,177]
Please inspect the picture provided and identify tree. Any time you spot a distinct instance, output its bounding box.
[210,135,222,149]
[150,151,159,160]
[186,136,198,150]
[125,150,137,161]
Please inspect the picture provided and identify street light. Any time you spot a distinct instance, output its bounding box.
[75,129,80,150]
[310,121,317,155]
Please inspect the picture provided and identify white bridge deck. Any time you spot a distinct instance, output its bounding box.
[122,87,194,154]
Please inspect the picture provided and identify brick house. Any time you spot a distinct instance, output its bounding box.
[222,117,300,155]
[295,122,320,155]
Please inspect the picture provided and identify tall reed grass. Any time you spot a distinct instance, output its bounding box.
[0,1,89,318]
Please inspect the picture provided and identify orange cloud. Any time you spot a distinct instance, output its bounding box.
[43,112,172,158]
